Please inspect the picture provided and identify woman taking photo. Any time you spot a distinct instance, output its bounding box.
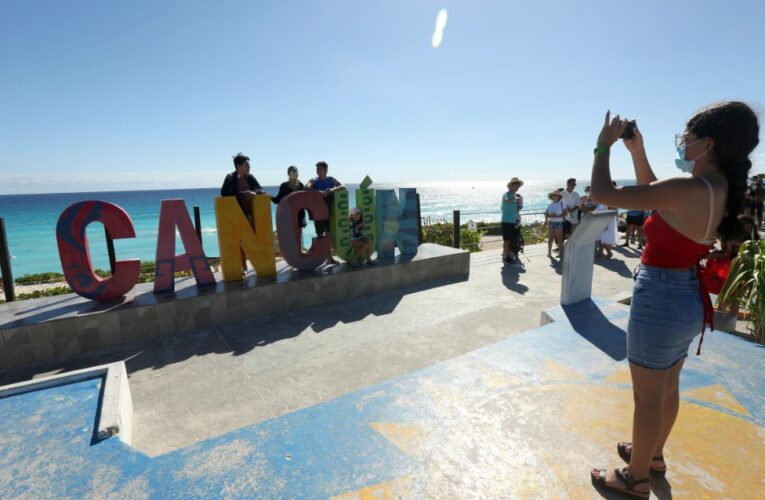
[589,102,759,498]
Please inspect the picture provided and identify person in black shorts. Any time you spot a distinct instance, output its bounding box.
[501,178,524,263]
[622,210,646,249]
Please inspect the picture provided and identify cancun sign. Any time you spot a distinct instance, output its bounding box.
[55,186,418,302]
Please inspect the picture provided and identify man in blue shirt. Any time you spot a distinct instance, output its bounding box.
[501,178,524,263]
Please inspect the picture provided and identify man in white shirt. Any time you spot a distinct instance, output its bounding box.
[561,178,580,237]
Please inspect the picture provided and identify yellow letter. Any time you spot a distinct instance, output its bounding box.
[214,195,276,281]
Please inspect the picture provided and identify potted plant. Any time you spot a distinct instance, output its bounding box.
[717,238,765,344]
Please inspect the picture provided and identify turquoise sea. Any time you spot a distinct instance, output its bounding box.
[0,180,625,277]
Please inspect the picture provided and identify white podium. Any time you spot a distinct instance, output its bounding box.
[560,211,617,305]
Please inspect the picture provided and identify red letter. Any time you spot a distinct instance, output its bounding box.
[56,201,140,301]
[154,199,216,293]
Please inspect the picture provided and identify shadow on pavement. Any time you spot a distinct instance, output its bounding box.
[563,299,627,361]
[0,275,468,385]
[594,254,634,278]
[500,263,529,294]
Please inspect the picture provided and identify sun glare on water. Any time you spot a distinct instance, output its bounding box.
[432,9,448,48]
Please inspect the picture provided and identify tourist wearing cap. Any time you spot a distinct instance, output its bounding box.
[561,178,580,237]
[501,177,524,263]
[545,190,566,258]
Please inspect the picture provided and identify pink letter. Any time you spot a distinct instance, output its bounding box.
[56,201,140,302]
[154,199,216,293]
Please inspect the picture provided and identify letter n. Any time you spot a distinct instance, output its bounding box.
[374,188,419,260]
[214,195,276,281]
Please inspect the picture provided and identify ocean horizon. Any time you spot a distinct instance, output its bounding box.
[0,179,633,277]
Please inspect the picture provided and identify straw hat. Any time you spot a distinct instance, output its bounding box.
[507,177,524,189]
[548,190,563,200]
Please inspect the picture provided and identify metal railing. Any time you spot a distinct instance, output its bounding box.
[420,210,547,249]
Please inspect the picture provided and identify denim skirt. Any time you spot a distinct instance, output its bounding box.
[627,264,703,370]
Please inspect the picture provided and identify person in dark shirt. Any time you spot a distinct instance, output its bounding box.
[271,165,307,229]
[220,153,265,217]
[220,152,265,276]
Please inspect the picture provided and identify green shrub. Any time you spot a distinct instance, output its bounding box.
[14,272,65,285]
[16,286,73,300]
[460,229,482,252]
[422,223,454,247]
[521,223,547,245]
[421,223,481,252]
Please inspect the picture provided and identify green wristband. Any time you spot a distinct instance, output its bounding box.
[593,146,610,155]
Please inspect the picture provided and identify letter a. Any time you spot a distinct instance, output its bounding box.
[154,199,216,293]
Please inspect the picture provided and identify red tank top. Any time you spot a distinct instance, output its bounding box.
[641,212,714,354]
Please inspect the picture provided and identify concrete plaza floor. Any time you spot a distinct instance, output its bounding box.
[2,282,763,497]
[3,243,648,456]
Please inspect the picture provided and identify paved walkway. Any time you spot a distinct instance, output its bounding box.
[2,296,762,498]
[4,244,648,456]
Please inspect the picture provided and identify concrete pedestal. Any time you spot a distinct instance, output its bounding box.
[0,244,469,371]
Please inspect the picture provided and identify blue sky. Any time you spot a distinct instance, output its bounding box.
[1,0,764,194]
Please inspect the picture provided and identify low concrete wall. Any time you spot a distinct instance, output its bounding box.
[0,244,469,371]
[0,361,133,445]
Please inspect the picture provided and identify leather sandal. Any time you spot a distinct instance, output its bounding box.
[618,441,667,477]
[591,467,650,498]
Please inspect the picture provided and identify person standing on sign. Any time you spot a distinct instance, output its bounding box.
[501,177,524,263]
[306,161,346,264]
[220,153,266,276]
[220,153,266,218]
[272,166,307,229]
[561,178,580,237]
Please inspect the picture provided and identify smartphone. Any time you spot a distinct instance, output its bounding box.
[620,120,637,140]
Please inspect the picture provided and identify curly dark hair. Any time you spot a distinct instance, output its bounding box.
[686,101,760,240]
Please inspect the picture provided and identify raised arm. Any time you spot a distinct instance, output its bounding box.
[591,111,697,211]
[271,183,289,204]
[622,124,657,185]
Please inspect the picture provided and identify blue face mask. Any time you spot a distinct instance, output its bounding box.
[675,138,708,173]
[675,145,695,173]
